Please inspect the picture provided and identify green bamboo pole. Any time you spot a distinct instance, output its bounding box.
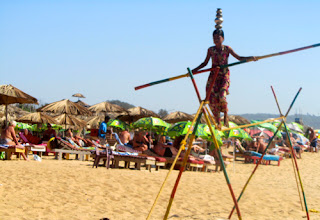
[228,88,302,219]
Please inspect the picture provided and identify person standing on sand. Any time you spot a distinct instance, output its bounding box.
[98,116,110,147]
[192,9,256,128]
[308,127,318,152]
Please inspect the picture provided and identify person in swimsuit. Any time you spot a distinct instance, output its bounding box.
[0,121,28,160]
[132,131,148,152]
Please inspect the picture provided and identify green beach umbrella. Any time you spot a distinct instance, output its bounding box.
[107,119,128,131]
[228,128,252,140]
[291,122,304,131]
[251,120,278,133]
[15,122,32,130]
[132,117,169,131]
[167,121,207,139]
[199,124,223,147]
[272,120,286,131]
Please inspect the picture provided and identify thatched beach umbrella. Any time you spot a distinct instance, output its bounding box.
[72,93,85,101]
[74,100,90,108]
[86,115,104,129]
[38,99,92,115]
[163,111,194,123]
[16,112,57,125]
[0,84,38,124]
[37,99,92,129]
[228,115,250,125]
[117,106,159,123]
[0,105,30,124]
[54,114,87,129]
[191,113,206,124]
[88,101,127,115]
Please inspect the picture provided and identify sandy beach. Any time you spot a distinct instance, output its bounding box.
[0,152,319,220]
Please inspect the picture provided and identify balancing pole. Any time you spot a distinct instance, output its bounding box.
[135,43,320,91]
[271,86,304,211]
[228,88,302,219]
[283,122,309,219]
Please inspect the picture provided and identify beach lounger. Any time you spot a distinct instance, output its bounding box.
[92,147,114,169]
[244,151,283,166]
[53,138,92,161]
[0,144,26,160]
[19,132,46,157]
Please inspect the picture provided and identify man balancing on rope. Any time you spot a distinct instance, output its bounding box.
[192,9,256,129]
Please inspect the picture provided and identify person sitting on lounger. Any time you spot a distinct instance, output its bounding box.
[153,135,174,157]
[0,121,28,161]
[132,131,148,152]
[287,133,302,159]
[119,129,132,147]
[256,137,267,154]
[42,123,56,141]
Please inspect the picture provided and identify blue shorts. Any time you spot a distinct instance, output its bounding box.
[311,139,317,147]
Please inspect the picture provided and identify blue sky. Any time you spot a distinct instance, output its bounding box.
[1,1,319,116]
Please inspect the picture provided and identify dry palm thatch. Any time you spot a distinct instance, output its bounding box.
[0,84,38,105]
[54,114,87,129]
[74,100,90,108]
[86,115,104,129]
[191,113,207,124]
[0,84,38,124]
[37,99,92,116]
[16,112,57,125]
[0,105,30,124]
[72,93,85,98]
[117,106,159,123]
[88,101,127,115]
[228,115,250,125]
[163,111,194,123]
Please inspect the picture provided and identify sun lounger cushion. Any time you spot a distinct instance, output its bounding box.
[25,134,42,144]
[249,151,281,161]
[116,144,142,154]
[155,157,166,162]
[56,138,92,151]
[112,151,139,156]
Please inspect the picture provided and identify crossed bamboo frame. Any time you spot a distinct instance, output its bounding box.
[145,67,309,220]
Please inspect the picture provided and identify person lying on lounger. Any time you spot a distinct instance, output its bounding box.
[65,128,95,147]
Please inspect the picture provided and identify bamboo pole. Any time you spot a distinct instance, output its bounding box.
[221,116,285,131]
[228,88,302,219]
[283,123,309,219]
[271,86,304,211]
[146,101,205,220]
[163,67,220,219]
[163,117,202,219]
[185,67,242,219]
[135,43,320,91]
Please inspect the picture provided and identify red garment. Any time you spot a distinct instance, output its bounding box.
[206,45,230,123]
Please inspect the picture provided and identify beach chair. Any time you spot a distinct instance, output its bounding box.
[244,151,283,166]
[18,132,46,157]
[92,147,114,169]
[0,144,26,160]
[53,137,93,161]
